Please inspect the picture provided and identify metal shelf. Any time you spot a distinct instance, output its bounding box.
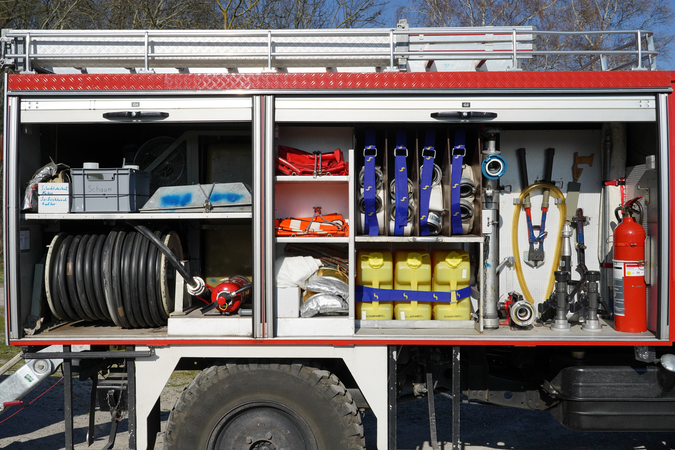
[355,235,483,243]
[275,175,349,183]
[24,212,252,220]
[276,236,349,243]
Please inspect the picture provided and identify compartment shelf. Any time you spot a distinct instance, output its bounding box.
[355,235,483,243]
[276,236,349,243]
[357,319,476,329]
[24,212,252,220]
[275,175,349,183]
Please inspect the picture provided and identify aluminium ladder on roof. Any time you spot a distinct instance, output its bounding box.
[0,24,656,74]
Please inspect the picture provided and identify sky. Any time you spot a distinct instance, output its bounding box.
[384,0,675,70]
[667,0,675,69]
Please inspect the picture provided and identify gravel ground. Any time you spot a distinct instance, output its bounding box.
[0,371,674,450]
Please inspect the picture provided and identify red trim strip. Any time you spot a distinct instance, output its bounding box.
[7,71,673,92]
[9,338,672,347]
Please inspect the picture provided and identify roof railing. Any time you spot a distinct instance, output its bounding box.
[0,26,657,73]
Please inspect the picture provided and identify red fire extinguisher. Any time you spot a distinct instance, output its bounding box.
[211,275,252,314]
[612,196,647,333]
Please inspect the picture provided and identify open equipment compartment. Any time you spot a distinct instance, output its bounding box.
[275,93,669,341]
[272,125,355,336]
[3,88,670,345]
[9,97,256,340]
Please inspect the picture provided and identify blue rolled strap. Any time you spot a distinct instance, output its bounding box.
[363,129,379,236]
[451,128,466,235]
[419,129,436,236]
[394,129,409,236]
[355,285,471,303]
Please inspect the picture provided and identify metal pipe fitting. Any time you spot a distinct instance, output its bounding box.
[552,271,571,331]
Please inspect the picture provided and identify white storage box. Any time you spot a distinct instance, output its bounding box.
[38,182,70,195]
[38,183,70,213]
[38,195,70,213]
[275,286,301,318]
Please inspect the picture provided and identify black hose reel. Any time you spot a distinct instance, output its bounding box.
[45,224,199,328]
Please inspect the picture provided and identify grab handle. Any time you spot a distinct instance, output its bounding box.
[103,111,169,120]
[431,111,497,122]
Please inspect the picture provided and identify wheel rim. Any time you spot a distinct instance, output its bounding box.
[207,402,318,450]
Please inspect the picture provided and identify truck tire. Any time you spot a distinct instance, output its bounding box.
[164,362,365,450]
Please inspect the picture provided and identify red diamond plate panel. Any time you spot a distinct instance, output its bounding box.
[8,71,673,92]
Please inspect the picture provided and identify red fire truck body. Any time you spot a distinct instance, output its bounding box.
[1,26,674,449]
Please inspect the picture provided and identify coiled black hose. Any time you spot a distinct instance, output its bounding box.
[45,225,184,328]
[127,223,193,286]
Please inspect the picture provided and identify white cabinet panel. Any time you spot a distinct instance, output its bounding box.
[21,97,252,123]
[276,96,656,123]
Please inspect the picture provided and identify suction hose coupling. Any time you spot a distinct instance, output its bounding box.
[187,275,206,296]
[460,177,476,202]
[460,199,474,234]
[482,154,508,180]
[510,300,536,327]
[186,276,213,304]
[359,166,384,190]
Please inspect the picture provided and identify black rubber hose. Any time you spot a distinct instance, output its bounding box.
[145,229,167,321]
[49,234,70,322]
[131,230,156,327]
[120,230,141,328]
[75,234,100,320]
[135,231,158,327]
[128,231,150,328]
[102,228,124,327]
[91,234,111,320]
[136,232,161,327]
[66,235,91,320]
[48,225,184,328]
[56,235,78,321]
[127,222,194,287]
[82,234,104,320]
[111,228,132,328]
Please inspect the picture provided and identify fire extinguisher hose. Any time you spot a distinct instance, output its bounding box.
[511,182,567,304]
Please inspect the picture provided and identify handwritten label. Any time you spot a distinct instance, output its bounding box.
[38,195,70,213]
[38,183,69,195]
[87,184,115,194]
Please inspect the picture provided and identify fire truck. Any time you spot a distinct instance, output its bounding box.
[0,22,674,450]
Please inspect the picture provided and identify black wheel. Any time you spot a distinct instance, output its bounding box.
[164,362,365,450]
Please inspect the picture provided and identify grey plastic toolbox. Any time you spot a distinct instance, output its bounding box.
[71,168,150,212]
